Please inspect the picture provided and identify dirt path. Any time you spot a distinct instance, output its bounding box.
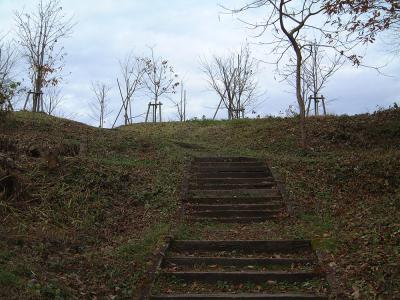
[146,157,330,299]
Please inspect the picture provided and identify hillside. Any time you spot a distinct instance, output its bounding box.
[0,109,399,299]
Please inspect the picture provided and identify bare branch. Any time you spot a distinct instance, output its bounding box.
[0,37,20,111]
[223,0,362,146]
[15,0,74,112]
[43,85,63,115]
[89,81,111,128]
[117,52,146,125]
[201,45,261,119]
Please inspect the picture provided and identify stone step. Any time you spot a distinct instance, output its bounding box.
[190,210,280,218]
[160,271,322,284]
[169,240,312,253]
[163,256,315,268]
[150,293,327,300]
[187,203,283,211]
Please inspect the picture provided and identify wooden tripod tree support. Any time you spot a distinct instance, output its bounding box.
[183,90,187,122]
[23,90,44,112]
[231,107,245,119]
[177,81,187,122]
[145,102,163,123]
[213,96,245,120]
[307,94,326,116]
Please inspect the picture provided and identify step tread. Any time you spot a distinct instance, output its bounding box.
[190,178,275,184]
[193,169,268,173]
[170,240,312,252]
[187,196,281,200]
[150,293,327,299]
[185,198,282,205]
[188,191,281,196]
[164,256,315,266]
[194,173,272,179]
[162,270,319,274]
[189,183,276,189]
[194,162,266,166]
[190,210,281,218]
[187,204,283,210]
[194,157,259,162]
[190,217,278,223]
[160,271,322,283]
[190,209,280,212]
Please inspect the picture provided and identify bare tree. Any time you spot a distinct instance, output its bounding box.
[89,82,111,128]
[201,45,259,120]
[282,59,312,116]
[282,40,344,116]
[0,37,19,111]
[116,53,146,126]
[225,1,359,146]
[143,47,179,123]
[43,85,63,115]
[171,81,187,122]
[304,42,344,115]
[15,0,74,113]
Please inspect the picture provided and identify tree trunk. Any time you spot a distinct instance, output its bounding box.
[33,70,42,112]
[278,0,307,148]
[295,43,307,148]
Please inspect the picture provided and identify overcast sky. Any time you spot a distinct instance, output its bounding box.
[1,0,399,127]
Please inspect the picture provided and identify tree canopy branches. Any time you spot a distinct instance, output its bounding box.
[15,0,74,112]
[325,0,400,43]
[201,45,259,119]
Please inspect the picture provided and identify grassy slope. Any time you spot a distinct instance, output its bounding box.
[0,109,399,299]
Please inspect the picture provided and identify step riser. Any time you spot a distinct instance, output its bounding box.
[189,189,279,195]
[164,257,315,267]
[190,178,275,184]
[193,168,268,173]
[190,217,277,223]
[194,173,272,179]
[190,210,280,218]
[151,295,327,300]
[170,240,312,253]
[189,184,276,190]
[187,204,283,211]
[194,162,265,167]
[161,272,320,283]
[189,193,280,199]
[194,157,259,162]
[185,198,282,204]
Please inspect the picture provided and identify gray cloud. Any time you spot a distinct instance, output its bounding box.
[1,0,399,127]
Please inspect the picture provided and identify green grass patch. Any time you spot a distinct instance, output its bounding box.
[0,268,20,287]
[116,223,171,262]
